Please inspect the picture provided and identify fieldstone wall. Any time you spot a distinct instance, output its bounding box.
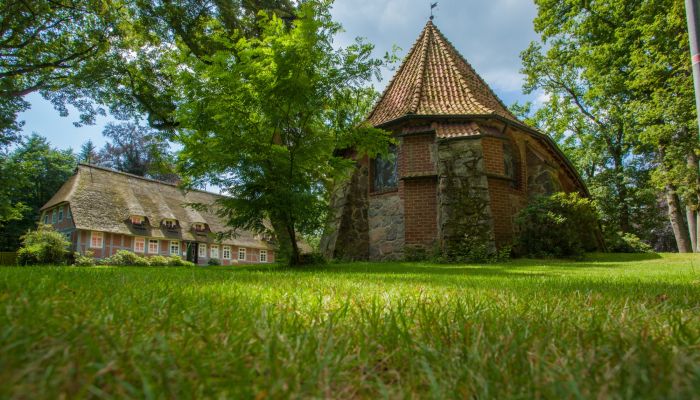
[368,194,405,260]
[437,139,496,255]
[320,163,369,260]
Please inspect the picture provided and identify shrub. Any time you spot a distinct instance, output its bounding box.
[17,225,71,265]
[73,251,96,267]
[208,258,220,266]
[515,192,600,258]
[606,231,653,253]
[103,250,151,266]
[148,255,171,266]
[168,256,195,267]
[433,241,511,264]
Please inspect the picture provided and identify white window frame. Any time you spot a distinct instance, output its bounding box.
[164,219,177,229]
[90,231,104,249]
[52,210,57,224]
[58,206,64,222]
[148,239,159,254]
[131,215,145,225]
[260,249,268,263]
[170,240,180,256]
[134,237,146,253]
[223,246,231,260]
[198,244,207,258]
[210,245,220,259]
[194,223,206,232]
[238,247,246,261]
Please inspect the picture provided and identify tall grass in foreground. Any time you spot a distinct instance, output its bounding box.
[1,253,699,399]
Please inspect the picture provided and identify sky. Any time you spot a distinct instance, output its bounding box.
[18,0,541,151]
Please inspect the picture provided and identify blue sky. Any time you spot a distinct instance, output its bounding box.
[18,0,541,151]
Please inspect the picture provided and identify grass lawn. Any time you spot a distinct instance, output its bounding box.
[1,254,699,399]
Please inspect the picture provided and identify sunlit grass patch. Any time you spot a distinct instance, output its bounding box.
[1,253,699,398]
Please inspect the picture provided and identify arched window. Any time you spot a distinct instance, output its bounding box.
[372,144,398,192]
[503,142,521,190]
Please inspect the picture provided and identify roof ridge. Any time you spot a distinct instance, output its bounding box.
[77,163,225,198]
[428,23,518,120]
[367,22,433,123]
[408,23,432,113]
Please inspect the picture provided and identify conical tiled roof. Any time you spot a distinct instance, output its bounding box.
[368,20,519,127]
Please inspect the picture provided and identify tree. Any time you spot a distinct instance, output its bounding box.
[98,122,178,182]
[519,0,698,252]
[0,134,76,251]
[1,0,297,136]
[78,140,100,164]
[0,0,119,136]
[174,2,389,265]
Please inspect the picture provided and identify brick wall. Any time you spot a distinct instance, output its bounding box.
[400,133,438,247]
[404,178,438,246]
[481,136,505,175]
[487,178,515,247]
[401,134,436,176]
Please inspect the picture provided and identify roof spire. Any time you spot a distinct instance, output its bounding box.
[430,2,438,20]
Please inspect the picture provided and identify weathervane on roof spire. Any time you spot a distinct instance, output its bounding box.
[430,2,438,20]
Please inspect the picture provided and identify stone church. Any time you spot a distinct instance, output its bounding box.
[321,20,589,261]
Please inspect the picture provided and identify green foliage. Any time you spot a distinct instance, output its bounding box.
[148,255,171,267]
[97,122,179,182]
[207,258,220,266]
[1,254,698,398]
[174,2,390,265]
[435,242,512,264]
[515,193,600,258]
[0,134,76,250]
[167,256,195,268]
[73,251,96,267]
[606,232,654,254]
[517,0,696,251]
[102,250,151,267]
[17,225,70,265]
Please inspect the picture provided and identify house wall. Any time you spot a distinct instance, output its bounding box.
[73,229,274,265]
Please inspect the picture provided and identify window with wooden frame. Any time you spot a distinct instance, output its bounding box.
[58,206,64,222]
[170,240,180,255]
[131,215,145,225]
[260,249,268,263]
[90,231,104,249]
[134,237,145,253]
[223,246,231,260]
[238,247,246,261]
[164,219,178,229]
[43,214,49,225]
[52,210,57,224]
[198,244,207,258]
[210,245,219,259]
[193,223,206,232]
[148,239,159,254]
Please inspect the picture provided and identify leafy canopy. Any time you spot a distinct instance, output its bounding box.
[174,1,390,264]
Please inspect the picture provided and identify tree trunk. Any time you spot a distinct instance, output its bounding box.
[686,206,698,252]
[610,140,631,233]
[285,221,301,266]
[667,185,693,253]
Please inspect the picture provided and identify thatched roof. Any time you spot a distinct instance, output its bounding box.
[42,164,274,249]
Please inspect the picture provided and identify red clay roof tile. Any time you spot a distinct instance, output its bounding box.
[368,21,519,127]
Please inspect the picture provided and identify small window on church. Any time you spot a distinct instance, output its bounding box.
[503,142,521,189]
[372,145,398,192]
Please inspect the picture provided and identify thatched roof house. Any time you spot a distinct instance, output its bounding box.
[41,164,276,264]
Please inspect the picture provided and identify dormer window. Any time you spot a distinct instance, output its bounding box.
[131,216,145,226]
[194,223,206,232]
[164,219,178,229]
